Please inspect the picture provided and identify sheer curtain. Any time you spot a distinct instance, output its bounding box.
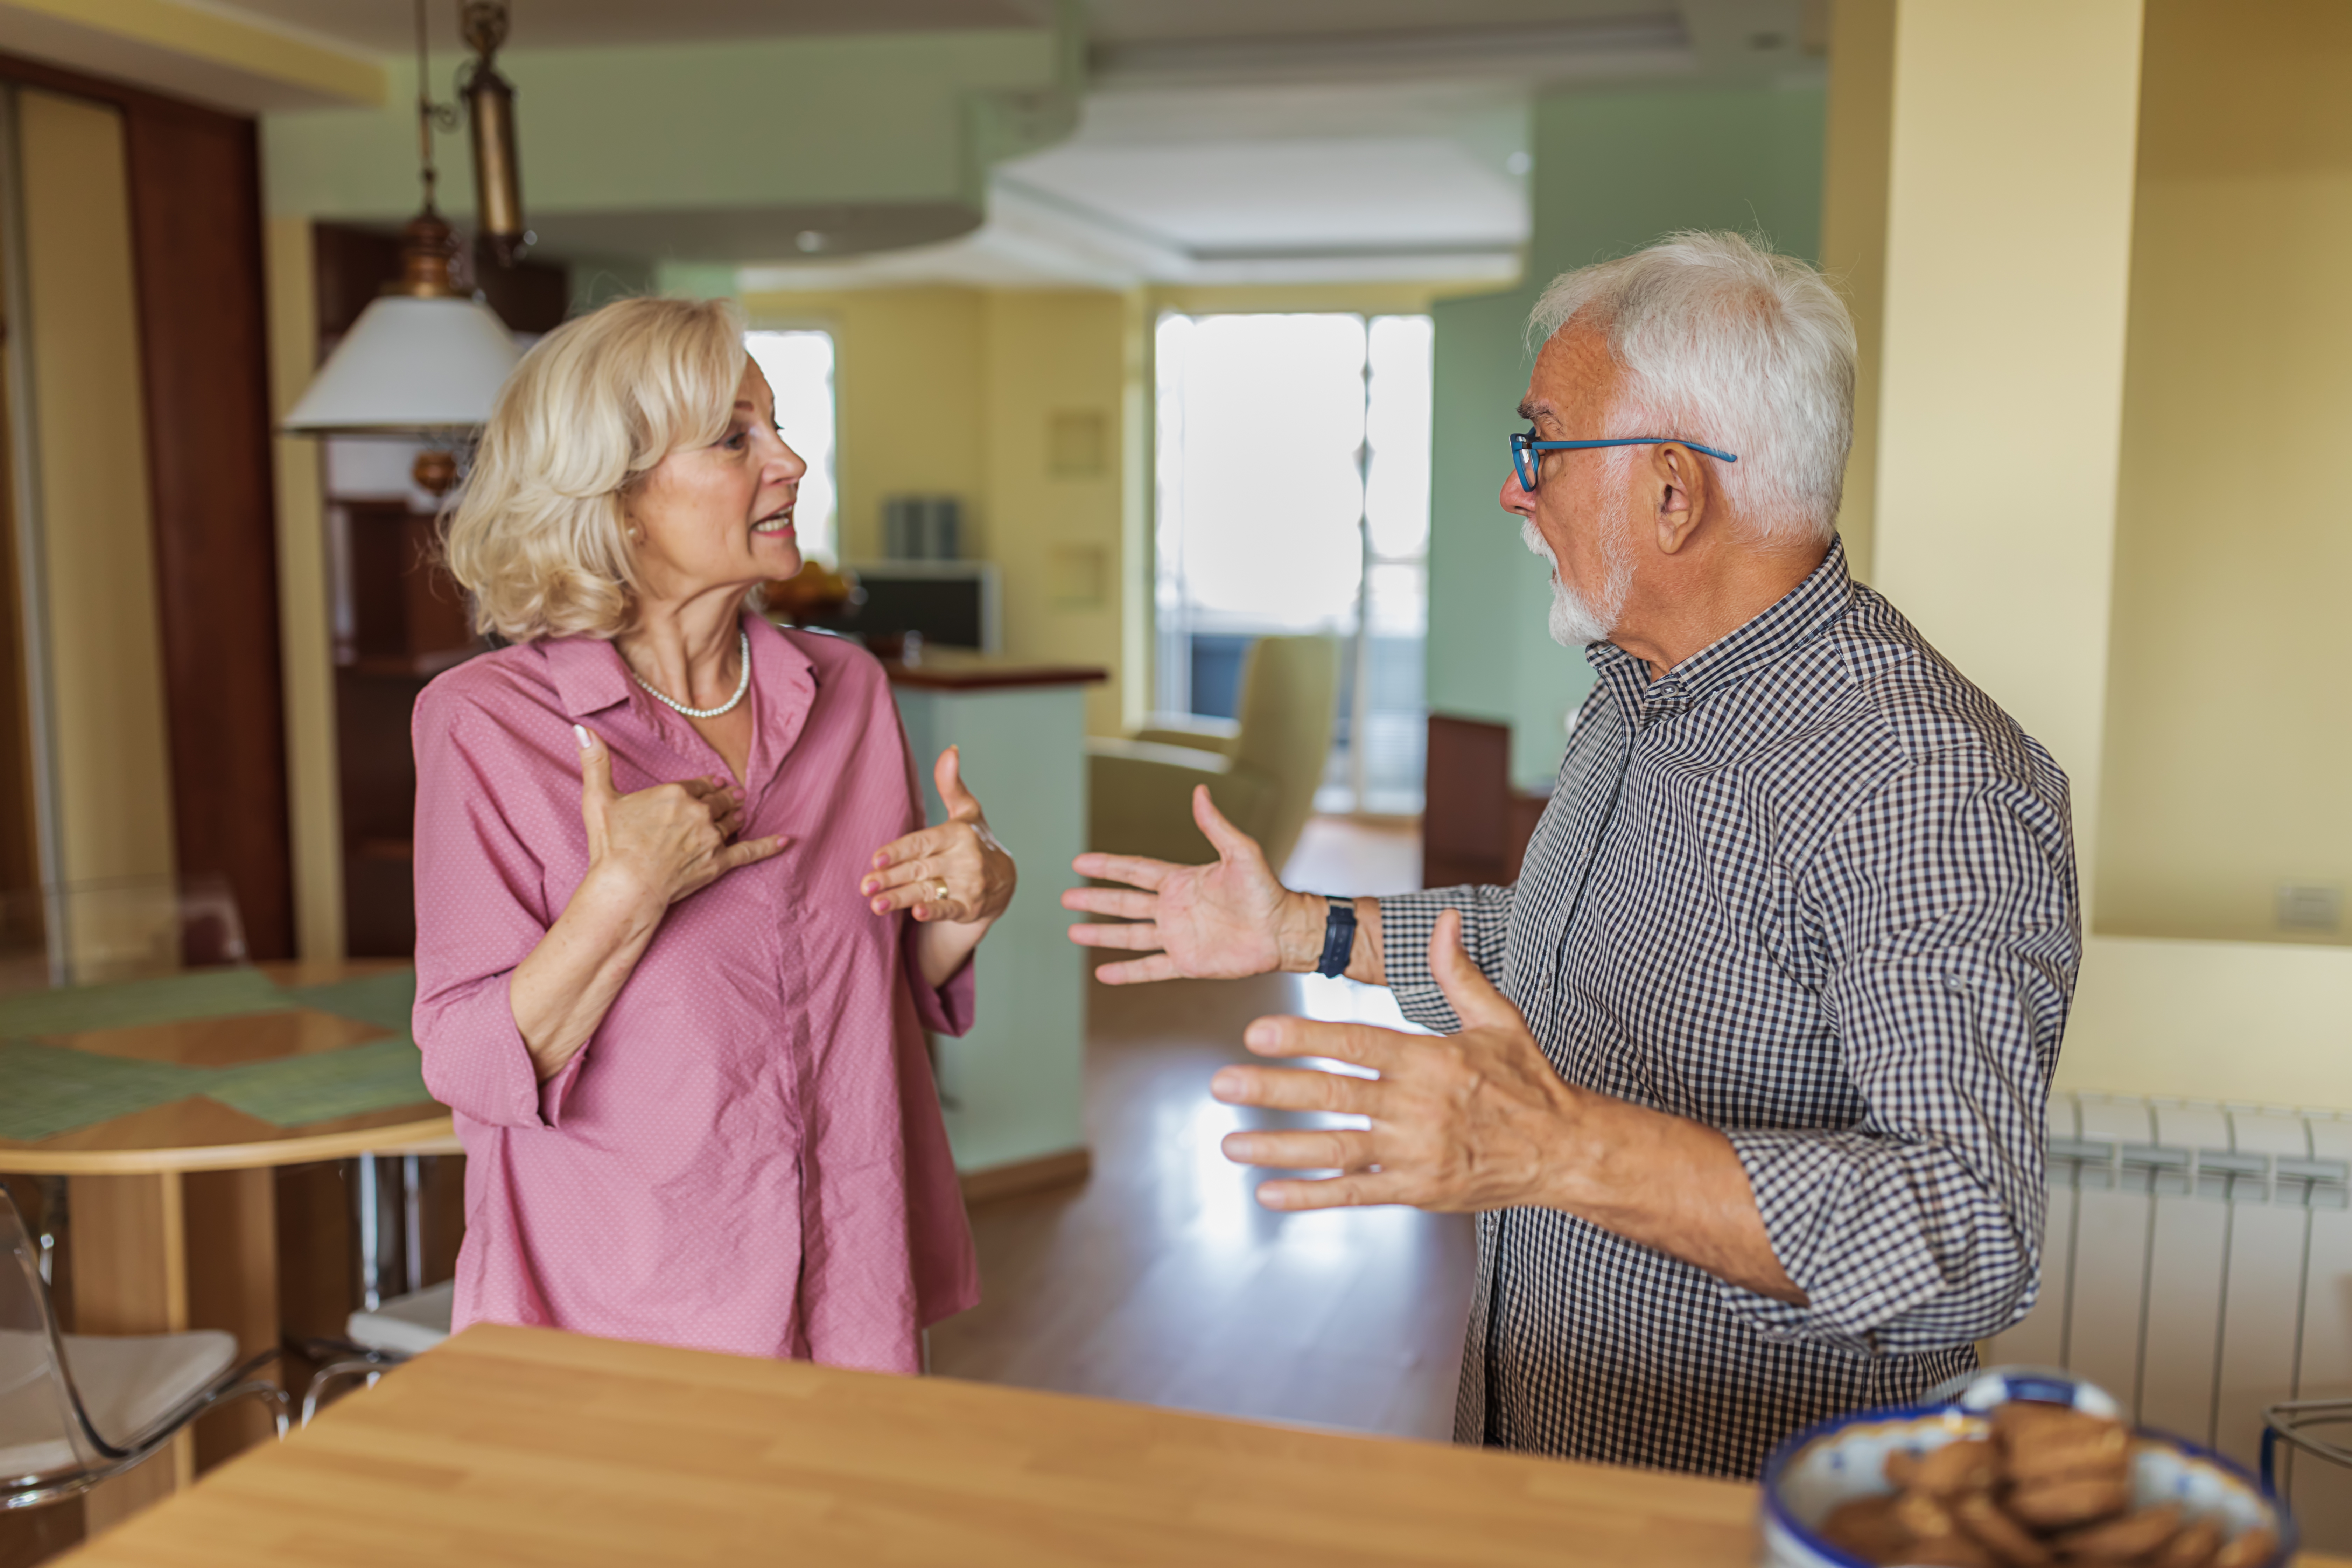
[1155,311,1432,813]
[744,329,840,565]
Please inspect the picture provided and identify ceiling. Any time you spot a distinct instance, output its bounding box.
[208,0,1803,54]
[991,80,1532,279]
[69,0,1823,285]
[205,0,1050,55]
[733,0,1820,289]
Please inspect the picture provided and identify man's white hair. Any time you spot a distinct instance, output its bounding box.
[1528,231,1855,548]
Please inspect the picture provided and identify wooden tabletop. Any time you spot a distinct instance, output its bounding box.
[64,1323,1758,1567]
[0,960,451,1175]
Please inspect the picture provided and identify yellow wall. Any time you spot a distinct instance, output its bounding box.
[740,284,1138,736]
[1824,0,2352,1109]
[15,90,178,896]
[979,290,1133,737]
[740,288,987,565]
[1868,0,2144,880]
[262,216,344,962]
[1147,281,1483,318]
[2093,0,2352,947]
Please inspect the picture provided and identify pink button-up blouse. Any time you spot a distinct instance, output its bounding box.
[411,612,978,1373]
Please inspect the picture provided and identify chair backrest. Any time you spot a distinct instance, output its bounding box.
[1228,635,1340,872]
[1422,713,1514,888]
[0,1185,114,1489]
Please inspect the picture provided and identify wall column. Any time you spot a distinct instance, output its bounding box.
[1830,1,2352,1107]
[1863,0,2146,886]
[263,215,344,961]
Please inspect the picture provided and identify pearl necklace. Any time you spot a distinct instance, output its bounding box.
[629,630,751,719]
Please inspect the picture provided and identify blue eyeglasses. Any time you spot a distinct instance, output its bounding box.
[1510,430,1739,492]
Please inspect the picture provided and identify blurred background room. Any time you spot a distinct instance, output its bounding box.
[0,0,2347,1560]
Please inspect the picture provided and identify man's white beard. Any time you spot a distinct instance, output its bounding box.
[1522,517,1632,647]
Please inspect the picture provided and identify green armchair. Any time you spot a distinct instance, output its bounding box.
[1086,635,1340,872]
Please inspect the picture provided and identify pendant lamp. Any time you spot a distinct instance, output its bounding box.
[282,0,521,496]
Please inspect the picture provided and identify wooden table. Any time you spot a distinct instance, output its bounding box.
[0,960,451,1530]
[63,1323,1759,1566]
[54,1325,2352,1567]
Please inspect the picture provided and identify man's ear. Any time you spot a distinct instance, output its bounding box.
[1650,442,1709,556]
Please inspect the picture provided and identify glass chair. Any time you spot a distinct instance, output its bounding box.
[0,1184,287,1508]
[299,1279,452,1426]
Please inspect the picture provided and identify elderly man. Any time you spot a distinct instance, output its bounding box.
[1065,230,2078,1478]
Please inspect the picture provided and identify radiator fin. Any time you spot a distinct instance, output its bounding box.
[1988,1092,2352,1550]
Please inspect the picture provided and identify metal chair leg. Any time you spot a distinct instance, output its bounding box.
[301,1356,404,1427]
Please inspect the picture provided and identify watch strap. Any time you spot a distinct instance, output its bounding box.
[1316,896,1357,979]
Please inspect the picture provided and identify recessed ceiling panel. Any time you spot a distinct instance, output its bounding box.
[1083,0,1672,45]
[1007,136,1525,254]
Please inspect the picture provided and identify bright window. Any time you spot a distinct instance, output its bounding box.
[743,329,839,565]
[1155,312,1432,813]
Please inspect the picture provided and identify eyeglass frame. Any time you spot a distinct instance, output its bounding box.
[1510,430,1739,492]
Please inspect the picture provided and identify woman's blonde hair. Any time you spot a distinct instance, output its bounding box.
[443,295,749,643]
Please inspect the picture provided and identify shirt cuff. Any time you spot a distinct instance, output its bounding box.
[908,938,977,1037]
[417,971,578,1131]
[537,1041,589,1127]
[1378,890,1464,1034]
[1717,1127,1951,1354]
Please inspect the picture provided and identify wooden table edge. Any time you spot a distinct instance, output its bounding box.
[0,1113,456,1174]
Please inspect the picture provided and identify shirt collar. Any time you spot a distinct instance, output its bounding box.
[1585,535,1854,716]
[542,631,632,719]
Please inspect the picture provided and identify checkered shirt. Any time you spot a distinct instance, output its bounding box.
[1381,539,2079,1478]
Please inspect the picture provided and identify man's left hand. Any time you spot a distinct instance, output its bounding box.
[1212,908,1807,1305]
[1212,909,1584,1212]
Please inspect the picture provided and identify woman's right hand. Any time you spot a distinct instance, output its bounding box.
[574,725,786,907]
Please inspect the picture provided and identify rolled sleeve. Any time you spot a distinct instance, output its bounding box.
[1380,883,1515,1034]
[904,919,976,1037]
[411,693,570,1129]
[1717,754,2079,1355]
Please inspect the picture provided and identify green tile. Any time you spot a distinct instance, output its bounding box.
[0,968,440,1139]
[202,1037,433,1129]
[284,969,416,1033]
[0,968,296,1039]
[0,1041,204,1141]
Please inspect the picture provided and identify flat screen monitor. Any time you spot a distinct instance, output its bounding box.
[833,562,1000,653]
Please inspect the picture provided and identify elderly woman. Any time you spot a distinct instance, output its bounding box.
[414,296,1012,1372]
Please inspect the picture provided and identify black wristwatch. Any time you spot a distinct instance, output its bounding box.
[1315,896,1357,978]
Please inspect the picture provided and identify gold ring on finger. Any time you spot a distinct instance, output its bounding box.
[933,880,951,903]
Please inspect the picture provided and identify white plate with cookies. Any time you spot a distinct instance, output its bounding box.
[1760,1367,2293,1568]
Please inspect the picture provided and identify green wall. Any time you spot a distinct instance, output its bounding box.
[262,26,1073,228]
[1428,85,1827,787]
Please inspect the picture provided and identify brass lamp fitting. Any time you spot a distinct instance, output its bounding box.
[461,2,527,268]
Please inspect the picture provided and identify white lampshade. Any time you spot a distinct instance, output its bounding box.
[282,294,522,435]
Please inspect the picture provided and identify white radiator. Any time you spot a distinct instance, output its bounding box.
[1985,1091,2352,1549]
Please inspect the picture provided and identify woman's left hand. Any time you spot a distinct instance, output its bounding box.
[862,746,1017,928]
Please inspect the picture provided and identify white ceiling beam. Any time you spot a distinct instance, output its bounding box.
[0,0,380,111]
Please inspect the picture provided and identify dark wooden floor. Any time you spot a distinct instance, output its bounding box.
[931,819,1477,1441]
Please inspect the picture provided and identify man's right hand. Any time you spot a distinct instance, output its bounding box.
[1063,786,1325,984]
